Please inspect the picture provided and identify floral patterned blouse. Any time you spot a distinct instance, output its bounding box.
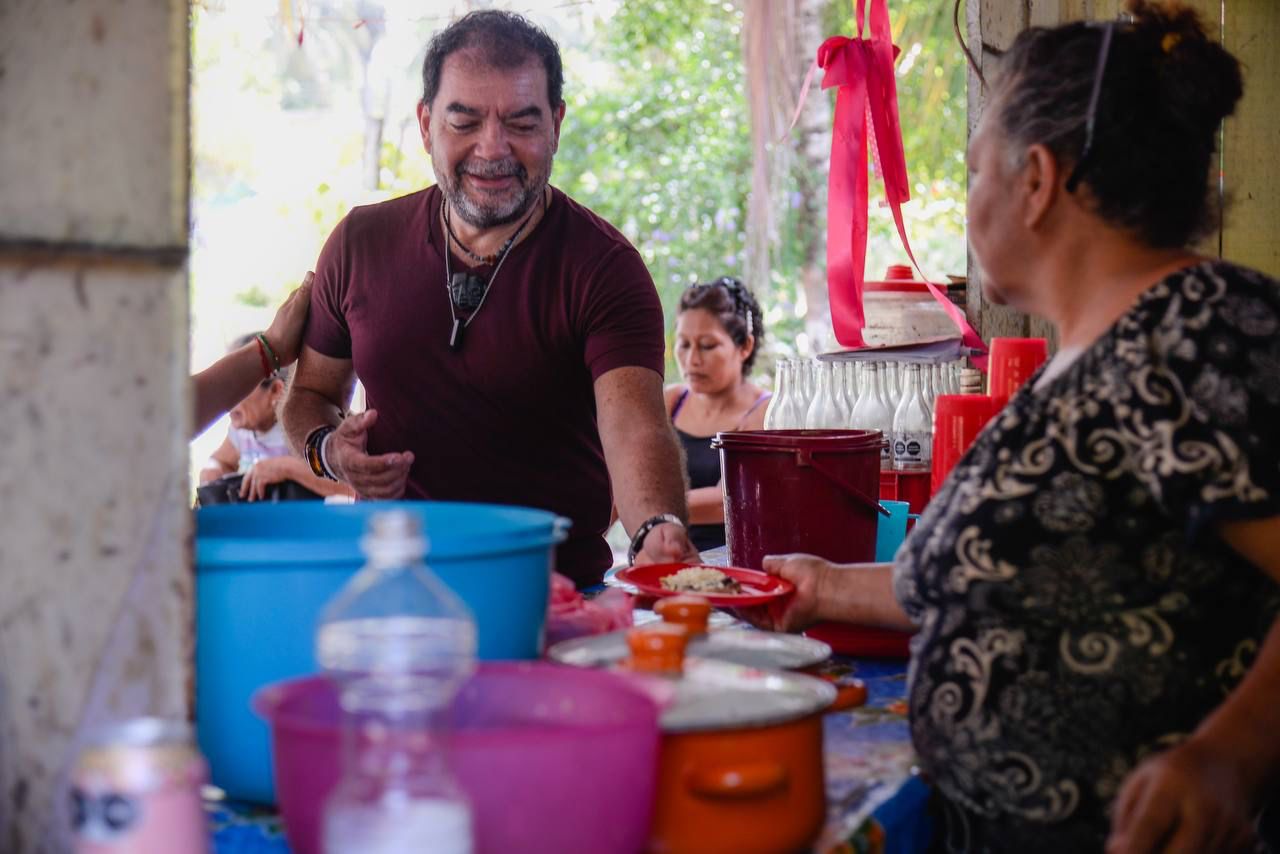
[895,260,1280,852]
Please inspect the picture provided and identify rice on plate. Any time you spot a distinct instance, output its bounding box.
[660,567,743,594]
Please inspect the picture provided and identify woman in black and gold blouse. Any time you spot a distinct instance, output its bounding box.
[749,3,1280,851]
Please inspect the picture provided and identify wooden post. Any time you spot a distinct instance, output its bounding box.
[1222,0,1280,277]
[967,0,1033,343]
[965,0,1280,349]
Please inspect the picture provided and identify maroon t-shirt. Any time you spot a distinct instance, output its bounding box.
[306,185,665,585]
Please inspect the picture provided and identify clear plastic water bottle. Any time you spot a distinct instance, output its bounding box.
[317,510,478,854]
[893,364,933,473]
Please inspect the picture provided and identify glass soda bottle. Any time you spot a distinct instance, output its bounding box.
[764,360,792,430]
[850,362,896,469]
[316,510,478,854]
[805,360,839,429]
[892,364,933,473]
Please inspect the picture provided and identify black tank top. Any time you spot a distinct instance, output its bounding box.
[675,427,726,552]
[669,388,771,553]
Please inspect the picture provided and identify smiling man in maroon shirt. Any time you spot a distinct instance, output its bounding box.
[282,10,698,586]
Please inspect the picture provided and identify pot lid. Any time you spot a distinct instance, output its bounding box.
[657,657,836,732]
[547,626,831,672]
[551,623,837,733]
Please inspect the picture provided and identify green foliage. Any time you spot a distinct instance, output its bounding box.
[553,1,752,376]
[234,284,272,308]
[551,0,967,376]
[190,0,968,385]
[833,0,969,280]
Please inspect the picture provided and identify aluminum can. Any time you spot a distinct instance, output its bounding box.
[70,718,209,854]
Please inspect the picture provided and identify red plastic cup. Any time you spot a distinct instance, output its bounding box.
[931,394,998,493]
[988,337,1049,405]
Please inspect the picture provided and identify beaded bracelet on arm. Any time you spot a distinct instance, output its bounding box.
[255,333,282,373]
[303,425,338,481]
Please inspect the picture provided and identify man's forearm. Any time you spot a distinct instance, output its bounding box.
[608,422,689,535]
[281,384,346,454]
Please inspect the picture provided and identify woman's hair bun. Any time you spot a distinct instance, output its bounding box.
[1125,0,1243,129]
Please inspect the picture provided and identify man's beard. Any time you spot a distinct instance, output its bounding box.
[440,155,550,229]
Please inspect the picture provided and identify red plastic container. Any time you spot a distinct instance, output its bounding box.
[713,430,885,569]
[931,395,999,494]
[252,663,661,854]
[988,337,1048,405]
[877,470,933,514]
[804,622,912,658]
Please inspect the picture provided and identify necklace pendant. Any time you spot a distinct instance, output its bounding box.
[449,317,463,350]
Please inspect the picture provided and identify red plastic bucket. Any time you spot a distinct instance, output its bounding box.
[712,430,887,570]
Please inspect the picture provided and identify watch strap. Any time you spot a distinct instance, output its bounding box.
[627,513,685,565]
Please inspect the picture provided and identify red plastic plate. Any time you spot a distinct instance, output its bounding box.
[614,563,795,607]
[803,621,912,659]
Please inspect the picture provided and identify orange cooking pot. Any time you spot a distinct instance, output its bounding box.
[626,626,859,854]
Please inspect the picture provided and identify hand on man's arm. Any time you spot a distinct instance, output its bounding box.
[282,346,414,499]
[192,274,312,437]
[595,366,699,565]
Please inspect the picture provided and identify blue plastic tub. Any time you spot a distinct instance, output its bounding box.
[195,500,569,804]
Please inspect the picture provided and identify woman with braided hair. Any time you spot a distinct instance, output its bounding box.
[664,277,770,552]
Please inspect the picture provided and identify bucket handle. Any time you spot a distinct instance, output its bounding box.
[795,449,890,518]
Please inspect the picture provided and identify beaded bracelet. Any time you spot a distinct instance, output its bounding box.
[253,337,273,379]
[627,513,685,565]
[303,425,337,481]
[255,333,282,373]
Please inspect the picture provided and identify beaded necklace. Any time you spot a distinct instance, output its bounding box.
[440,190,545,351]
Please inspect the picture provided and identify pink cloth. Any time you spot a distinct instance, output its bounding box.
[545,572,634,647]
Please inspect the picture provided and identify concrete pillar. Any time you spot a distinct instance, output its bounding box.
[0,1,191,850]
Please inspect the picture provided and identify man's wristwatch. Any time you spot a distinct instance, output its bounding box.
[627,513,685,565]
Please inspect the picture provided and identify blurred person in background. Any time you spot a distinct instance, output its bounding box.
[665,277,769,552]
[199,341,353,502]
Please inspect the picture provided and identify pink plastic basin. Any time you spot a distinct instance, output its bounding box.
[253,662,661,854]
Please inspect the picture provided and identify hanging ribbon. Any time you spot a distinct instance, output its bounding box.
[789,0,987,365]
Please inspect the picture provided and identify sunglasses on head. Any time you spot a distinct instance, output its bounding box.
[1066,18,1138,193]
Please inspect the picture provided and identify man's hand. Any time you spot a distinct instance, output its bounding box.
[1106,737,1258,854]
[326,409,415,499]
[738,553,833,633]
[634,522,700,566]
[263,272,313,368]
[238,456,304,502]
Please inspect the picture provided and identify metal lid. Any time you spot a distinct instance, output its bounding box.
[548,627,831,672]
[657,658,836,732]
